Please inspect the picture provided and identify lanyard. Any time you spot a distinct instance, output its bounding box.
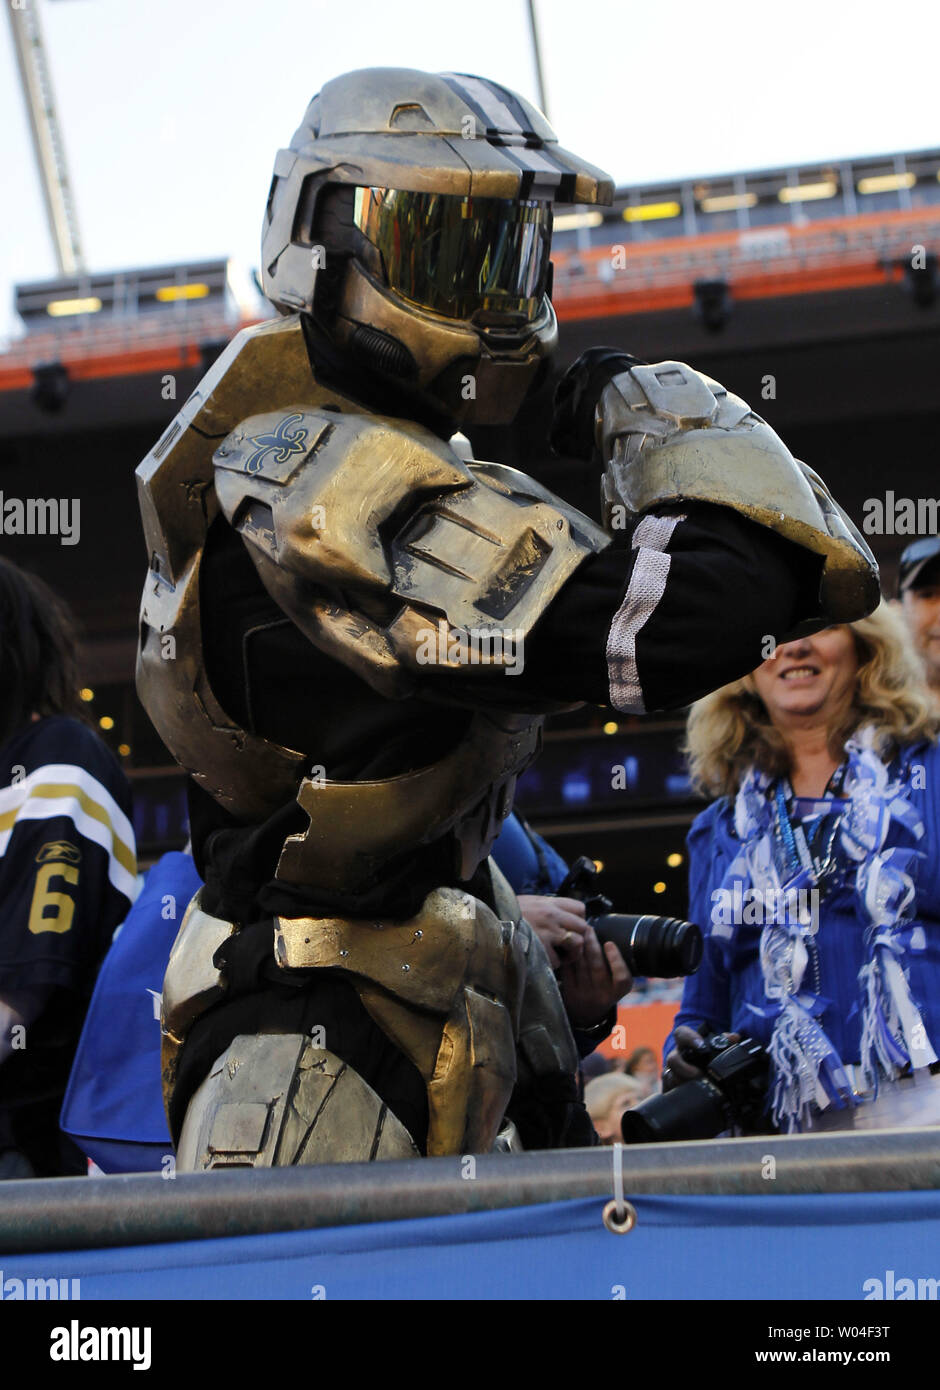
[774,780,811,878]
[774,765,846,887]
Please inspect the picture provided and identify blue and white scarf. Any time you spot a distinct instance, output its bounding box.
[719,727,935,1132]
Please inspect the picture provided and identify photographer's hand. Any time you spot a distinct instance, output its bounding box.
[664,1026,740,1091]
[556,924,632,1031]
[518,895,590,969]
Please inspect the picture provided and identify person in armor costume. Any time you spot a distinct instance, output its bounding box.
[136,68,878,1169]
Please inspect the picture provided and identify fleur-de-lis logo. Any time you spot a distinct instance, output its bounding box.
[243,413,308,474]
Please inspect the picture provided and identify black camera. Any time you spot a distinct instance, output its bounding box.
[555,856,703,979]
[620,1031,771,1143]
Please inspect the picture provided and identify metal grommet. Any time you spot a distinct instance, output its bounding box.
[602,1199,637,1235]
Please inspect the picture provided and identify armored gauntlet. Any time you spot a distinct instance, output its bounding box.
[552,351,878,625]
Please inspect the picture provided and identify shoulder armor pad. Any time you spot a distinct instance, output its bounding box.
[213,408,610,698]
[597,360,878,623]
[137,316,325,588]
[135,316,364,820]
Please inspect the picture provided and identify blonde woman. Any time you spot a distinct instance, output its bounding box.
[664,603,940,1134]
[584,1072,646,1144]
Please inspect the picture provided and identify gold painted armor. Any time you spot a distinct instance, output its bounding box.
[175,1036,421,1169]
[165,873,581,1167]
[138,314,609,854]
[596,360,879,619]
[260,67,612,428]
[139,315,609,1165]
[140,67,877,1171]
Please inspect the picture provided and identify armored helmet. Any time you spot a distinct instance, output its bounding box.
[261,68,612,426]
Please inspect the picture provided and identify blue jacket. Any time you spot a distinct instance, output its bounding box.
[665,740,940,1073]
[491,811,569,896]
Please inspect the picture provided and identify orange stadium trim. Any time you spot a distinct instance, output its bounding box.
[0,202,935,386]
[0,346,205,392]
[552,204,936,321]
[0,318,263,394]
[556,262,907,322]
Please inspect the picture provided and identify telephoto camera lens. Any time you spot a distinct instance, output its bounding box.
[620,1081,728,1143]
[619,1035,771,1144]
[590,913,703,978]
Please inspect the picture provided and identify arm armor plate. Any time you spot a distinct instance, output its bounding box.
[212,406,611,704]
[595,360,879,623]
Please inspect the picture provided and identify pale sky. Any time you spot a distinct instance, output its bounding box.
[2,0,939,341]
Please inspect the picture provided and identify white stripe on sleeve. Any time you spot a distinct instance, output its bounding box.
[606,514,686,713]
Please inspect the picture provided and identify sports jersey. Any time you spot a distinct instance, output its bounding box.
[0,715,136,1174]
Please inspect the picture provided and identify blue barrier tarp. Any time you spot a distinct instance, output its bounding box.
[3,1191,938,1300]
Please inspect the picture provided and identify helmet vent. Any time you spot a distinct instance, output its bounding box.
[350,324,418,380]
[390,103,434,131]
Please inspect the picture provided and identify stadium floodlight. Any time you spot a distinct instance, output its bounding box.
[623,201,681,223]
[700,192,758,213]
[46,296,102,316]
[155,284,211,302]
[857,172,916,195]
[553,211,604,232]
[778,180,838,203]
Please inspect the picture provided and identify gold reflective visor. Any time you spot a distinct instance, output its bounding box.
[353,187,552,322]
